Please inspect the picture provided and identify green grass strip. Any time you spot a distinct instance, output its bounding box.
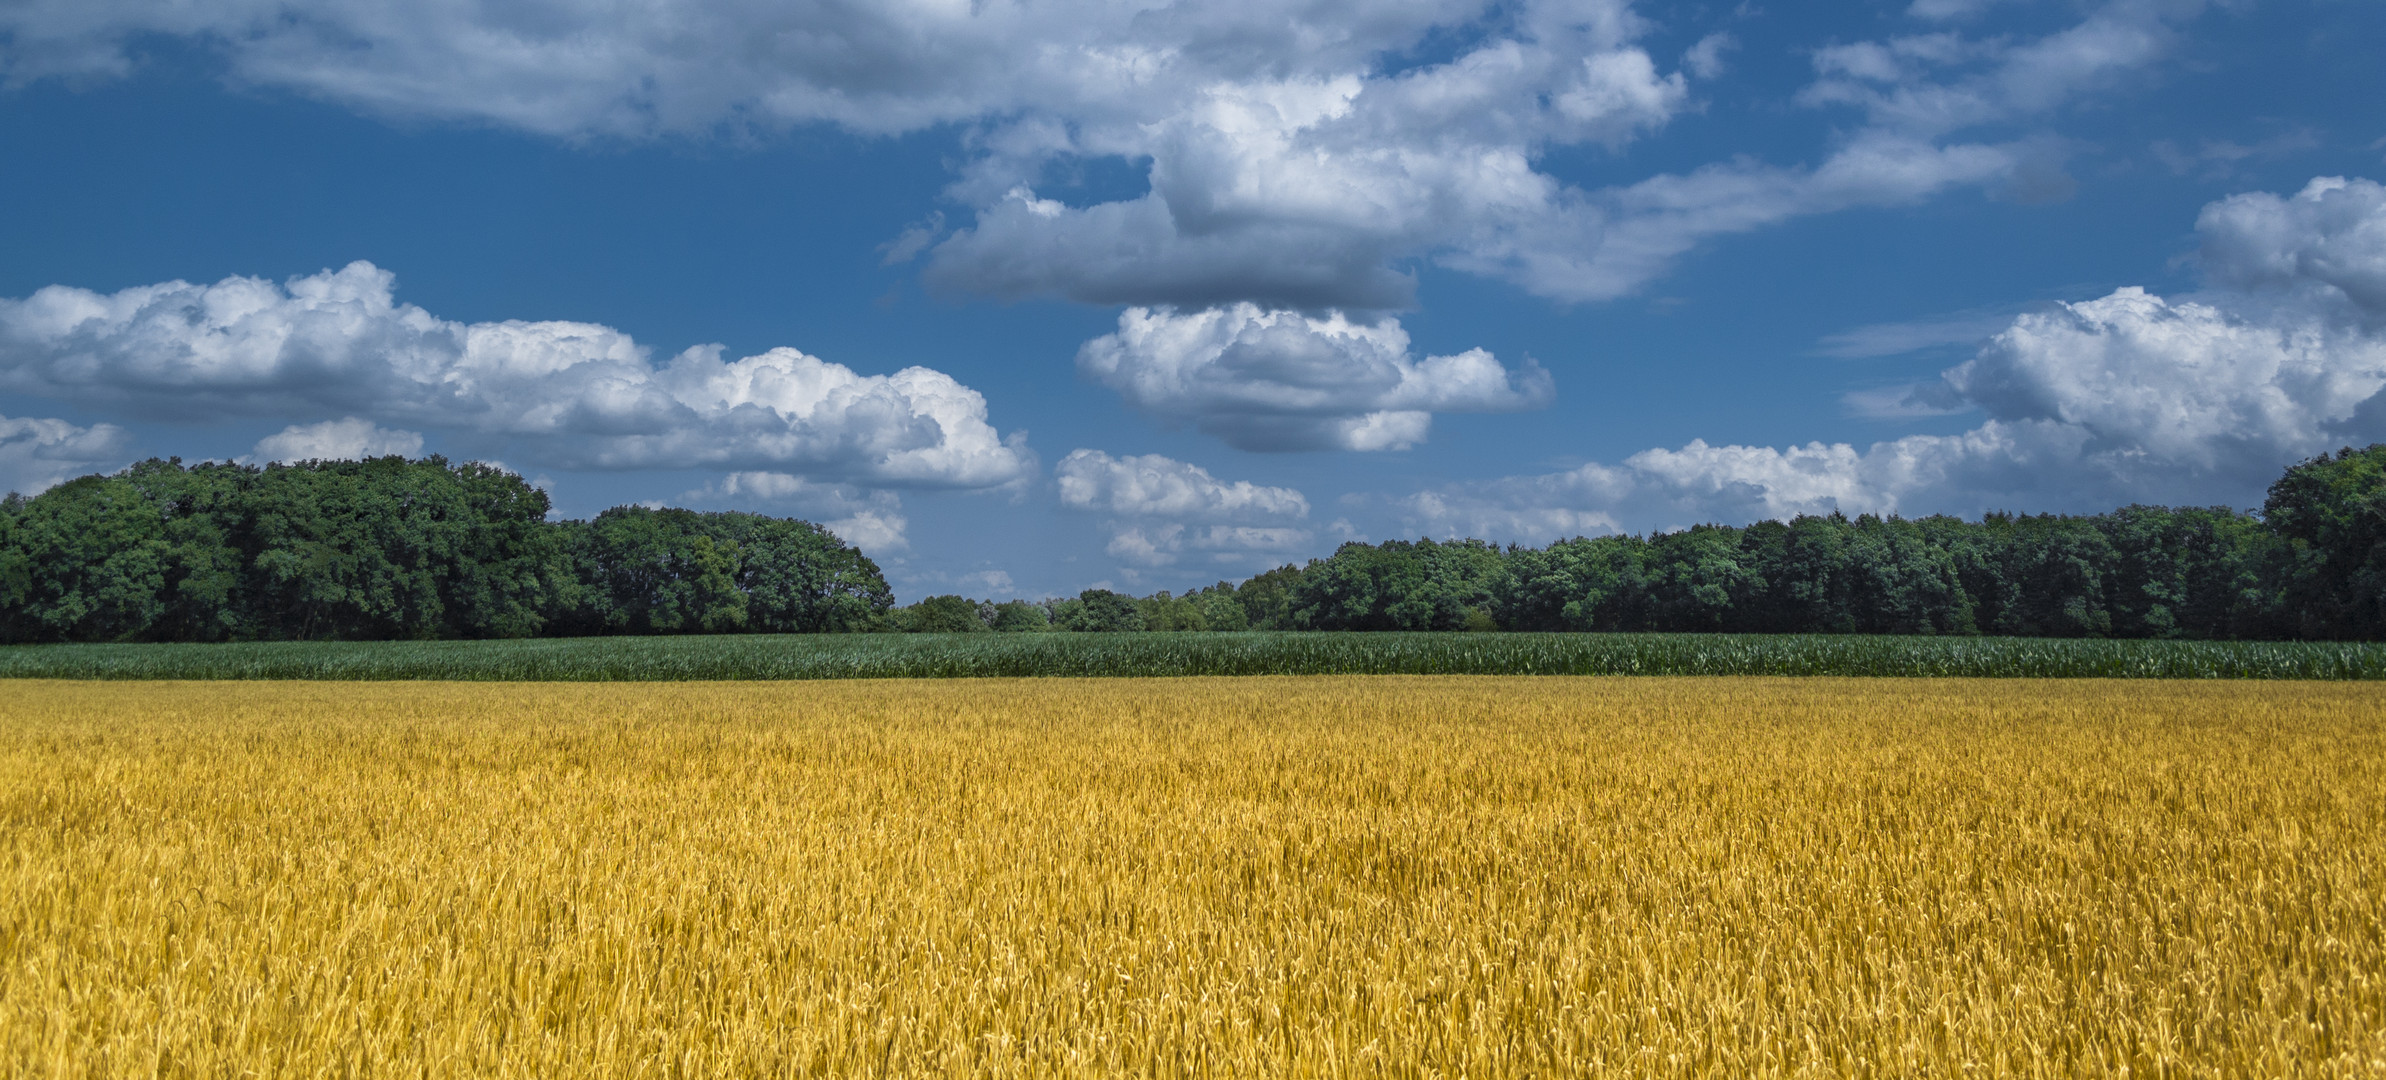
[3,632,2383,680]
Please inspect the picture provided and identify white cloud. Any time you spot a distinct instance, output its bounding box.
[928,0,2187,308]
[0,413,131,497]
[689,470,911,552]
[918,23,1697,310]
[1402,176,2386,542]
[1076,305,1551,451]
[1682,33,1735,80]
[1104,523,1313,568]
[246,416,424,463]
[1943,287,2386,474]
[0,0,2191,310]
[1055,449,1307,519]
[1813,305,2042,359]
[952,569,1015,596]
[1427,134,2021,304]
[0,261,1035,489]
[818,509,908,554]
[878,212,945,266]
[2197,177,2386,319]
[1055,448,1311,568]
[1800,5,2173,139]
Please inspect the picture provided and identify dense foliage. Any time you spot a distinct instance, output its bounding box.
[0,457,890,642]
[2,632,2382,680]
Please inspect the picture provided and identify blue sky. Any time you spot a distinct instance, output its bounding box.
[4,0,2384,601]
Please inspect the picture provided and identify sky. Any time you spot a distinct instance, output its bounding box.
[3,0,2384,602]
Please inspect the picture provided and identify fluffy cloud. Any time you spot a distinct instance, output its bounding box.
[1077,306,1551,451]
[1056,449,1307,519]
[1403,177,2386,542]
[925,0,2183,308]
[1,0,2194,310]
[922,23,1692,309]
[0,262,1035,489]
[1942,287,2386,477]
[0,413,130,497]
[1054,448,1310,567]
[2197,177,2386,319]
[247,417,424,464]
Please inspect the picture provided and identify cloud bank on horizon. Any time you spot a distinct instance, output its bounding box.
[2,0,2382,596]
[0,261,1035,485]
[1404,177,2386,540]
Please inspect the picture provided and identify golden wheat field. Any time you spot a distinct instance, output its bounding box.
[1,677,2382,1078]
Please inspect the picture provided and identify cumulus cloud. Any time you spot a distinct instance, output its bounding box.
[1077,305,1551,451]
[0,261,1035,489]
[1056,449,1307,519]
[1402,176,2386,542]
[1942,286,2386,475]
[2,0,2194,310]
[1054,448,1310,567]
[246,417,424,464]
[2198,177,2386,319]
[0,413,131,497]
[922,28,1693,309]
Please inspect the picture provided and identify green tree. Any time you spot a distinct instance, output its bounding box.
[1061,589,1146,631]
[1643,526,1758,632]
[2098,504,2278,638]
[1289,538,1505,631]
[0,468,181,642]
[1836,515,1971,636]
[1233,564,1305,629]
[988,600,1050,632]
[703,512,892,632]
[901,594,989,632]
[2263,445,2386,637]
[1493,534,1648,631]
[236,457,563,639]
[0,456,570,643]
[1195,587,1250,631]
[556,507,749,634]
[1958,513,2116,637]
[1137,590,1207,631]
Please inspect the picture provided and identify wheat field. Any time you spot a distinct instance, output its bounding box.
[1,677,2380,1077]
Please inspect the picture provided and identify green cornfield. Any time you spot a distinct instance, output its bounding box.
[3,631,2384,681]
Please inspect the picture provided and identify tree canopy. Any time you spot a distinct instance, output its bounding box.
[18,446,2386,641]
[0,457,890,643]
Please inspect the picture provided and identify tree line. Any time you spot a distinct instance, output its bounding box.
[0,457,891,642]
[10,446,2386,642]
[900,445,2386,640]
